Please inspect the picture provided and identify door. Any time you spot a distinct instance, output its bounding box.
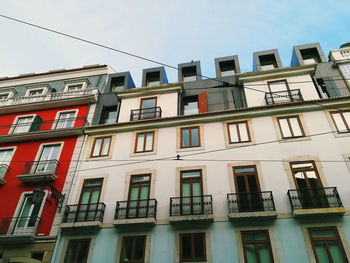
[127,175,150,218]
[267,80,292,103]
[56,111,76,129]
[140,98,157,119]
[180,170,203,215]
[78,178,103,221]
[290,162,328,208]
[35,144,61,173]
[233,166,263,212]
[12,195,40,235]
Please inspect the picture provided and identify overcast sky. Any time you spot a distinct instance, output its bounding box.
[0,1,349,85]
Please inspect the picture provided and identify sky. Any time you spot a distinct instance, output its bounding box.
[0,0,349,86]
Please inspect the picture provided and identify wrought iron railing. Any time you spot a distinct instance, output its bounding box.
[130,107,162,121]
[265,89,303,105]
[170,195,213,216]
[23,160,59,175]
[62,203,106,223]
[227,191,275,213]
[0,216,40,236]
[0,164,9,178]
[115,199,157,220]
[287,187,343,211]
[0,117,89,135]
[0,88,98,106]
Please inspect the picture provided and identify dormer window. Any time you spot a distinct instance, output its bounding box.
[0,92,11,100]
[259,54,278,70]
[111,77,125,91]
[300,48,321,65]
[219,60,236,76]
[64,81,88,92]
[25,87,48,97]
[146,72,161,86]
[182,66,197,82]
[67,84,83,91]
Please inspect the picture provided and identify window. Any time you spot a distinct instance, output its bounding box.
[99,106,118,124]
[64,239,91,263]
[219,60,236,76]
[330,111,350,133]
[79,178,103,205]
[267,80,289,93]
[277,116,305,139]
[12,116,35,133]
[181,127,200,148]
[120,236,146,263]
[35,144,61,173]
[308,227,348,263]
[0,148,14,167]
[259,55,278,71]
[55,111,76,129]
[182,66,197,82]
[241,230,274,263]
[180,233,206,262]
[31,252,44,261]
[300,48,320,65]
[183,96,199,115]
[181,170,202,197]
[28,88,44,96]
[137,97,158,120]
[127,175,151,218]
[228,121,251,143]
[67,84,83,91]
[146,72,160,86]
[90,136,111,157]
[111,76,125,91]
[135,132,154,153]
[0,93,10,100]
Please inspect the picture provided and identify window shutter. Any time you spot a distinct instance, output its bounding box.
[198,92,208,113]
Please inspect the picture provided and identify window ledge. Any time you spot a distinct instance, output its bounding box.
[17,173,57,184]
[225,141,255,148]
[292,207,345,217]
[176,146,205,153]
[278,136,311,143]
[0,234,36,244]
[333,131,350,138]
[113,217,156,226]
[61,221,103,229]
[169,214,214,224]
[129,151,157,158]
[228,211,277,221]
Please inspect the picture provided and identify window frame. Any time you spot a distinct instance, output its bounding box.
[128,174,151,201]
[179,232,207,262]
[63,238,91,263]
[24,87,48,97]
[180,126,201,148]
[119,235,147,263]
[227,121,251,144]
[330,111,350,133]
[90,136,112,158]
[63,81,88,92]
[308,227,348,263]
[79,178,104,204]
[241,230,274,263]
[134,131,155,153]
[289,160,324,190]
[53,110,78,130]
[10,114,36,134]
[180,170,203,197]
[277,115,305,139]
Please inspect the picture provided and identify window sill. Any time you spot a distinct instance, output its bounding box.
[225,141,255,148]
[177,146,205,153]
[86,155,112,161]
[278,136,311,143]
[130,151,157,157]
[333,131,350,138]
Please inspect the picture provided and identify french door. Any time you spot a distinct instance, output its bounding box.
[56,111,76,129]
[140,98,157,119]
[127,175,150,218]
[77,178,103,221]
[35,144,61,173]
[180,170,203,215]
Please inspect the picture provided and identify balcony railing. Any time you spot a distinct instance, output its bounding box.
[265,89,303,105]
[22,160,59,175]
[0,88,98,107]
[130,107,162,121]
[62,203,106,223]
[227,191,275,213]
[0,117,89,135]
[170,195,213,216]
[0,216,40,236]
[287,187,343,211]
[0,164,9,178]
[115,199,157,220]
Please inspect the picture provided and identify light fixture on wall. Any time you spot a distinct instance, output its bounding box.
[32,182,65,208]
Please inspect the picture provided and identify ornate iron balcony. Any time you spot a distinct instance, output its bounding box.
[130,107,162,121]
[265,89,303,105]
[23,160,59,175]
[227,191,275,213]
[115,199,157,219]
[287,187,343,211]
[0,216,40,236]
[63,203,106,223]
[170,195,213,216]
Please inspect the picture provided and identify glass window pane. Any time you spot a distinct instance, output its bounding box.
[235,167,255,174]
[333,113,347,132]
[122,238,133,261]
[134,238,145,260]
[181,182,191,197]
[192,181,202,196]
[145,133,153,151]
[80,190,90,204]
[182,129,190,147]
[245,244,258,263]
[194,235,205,258]
[238,123,249,142]
[90,189,100,203]
[0,149,13,162]
[129,186,139,201]
[279,118,292,137]
[182,171,201,178]
[136,134,145,152]
[310,229,336,238]
[132,175,150,182]
[93,139,102,156]
[229,124,239,143]
[314,242,330,263]
[258,245,273,263]
[181,235,192,258]
[140,184,149,199]
[328,240,347,263]
[291,162,314,169]
[343,112,350,129]
[141,98,156,109]
[101,138,110,156]
[191,128,199,146]
[290,117,303,136]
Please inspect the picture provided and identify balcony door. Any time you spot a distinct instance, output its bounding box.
[180,170,203,215]
[78,178,103,221]
[290,161,328,208]
[12,194,41,235]
[127,174,150,218]
[140,97,157,119]
[233,166,263,212]
[35,144,61,173]
[267,80,292,103]
[56,111,76,129]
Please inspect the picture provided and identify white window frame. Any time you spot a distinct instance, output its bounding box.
[31,142,64,174]
[51,109,78,130]
[9,114,36,134]
[63,81,88,92]
[0,147,16,182]
[0,91,14,100]
[24,87,48,97]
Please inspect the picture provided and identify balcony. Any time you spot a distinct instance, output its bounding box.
[61,203,106,229]
[265,89,303,105]
[16,160,59,183]
[114,199,157,226]
[0,117,89,144]
[227,191,277,220]
[0,164,9,184]
[169,195,214,223]
[287,187,345,217]
[130,107,162,121]
[0,216,40,244]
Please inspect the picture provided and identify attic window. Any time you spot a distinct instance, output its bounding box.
[182,66,197,82]
[0,92,10,100]
[219,60,236,76]
[111,76,125,91]
[183,96,199,115]
[259,54,278,70]
[146,72,161,86]
[300,48,321,65]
